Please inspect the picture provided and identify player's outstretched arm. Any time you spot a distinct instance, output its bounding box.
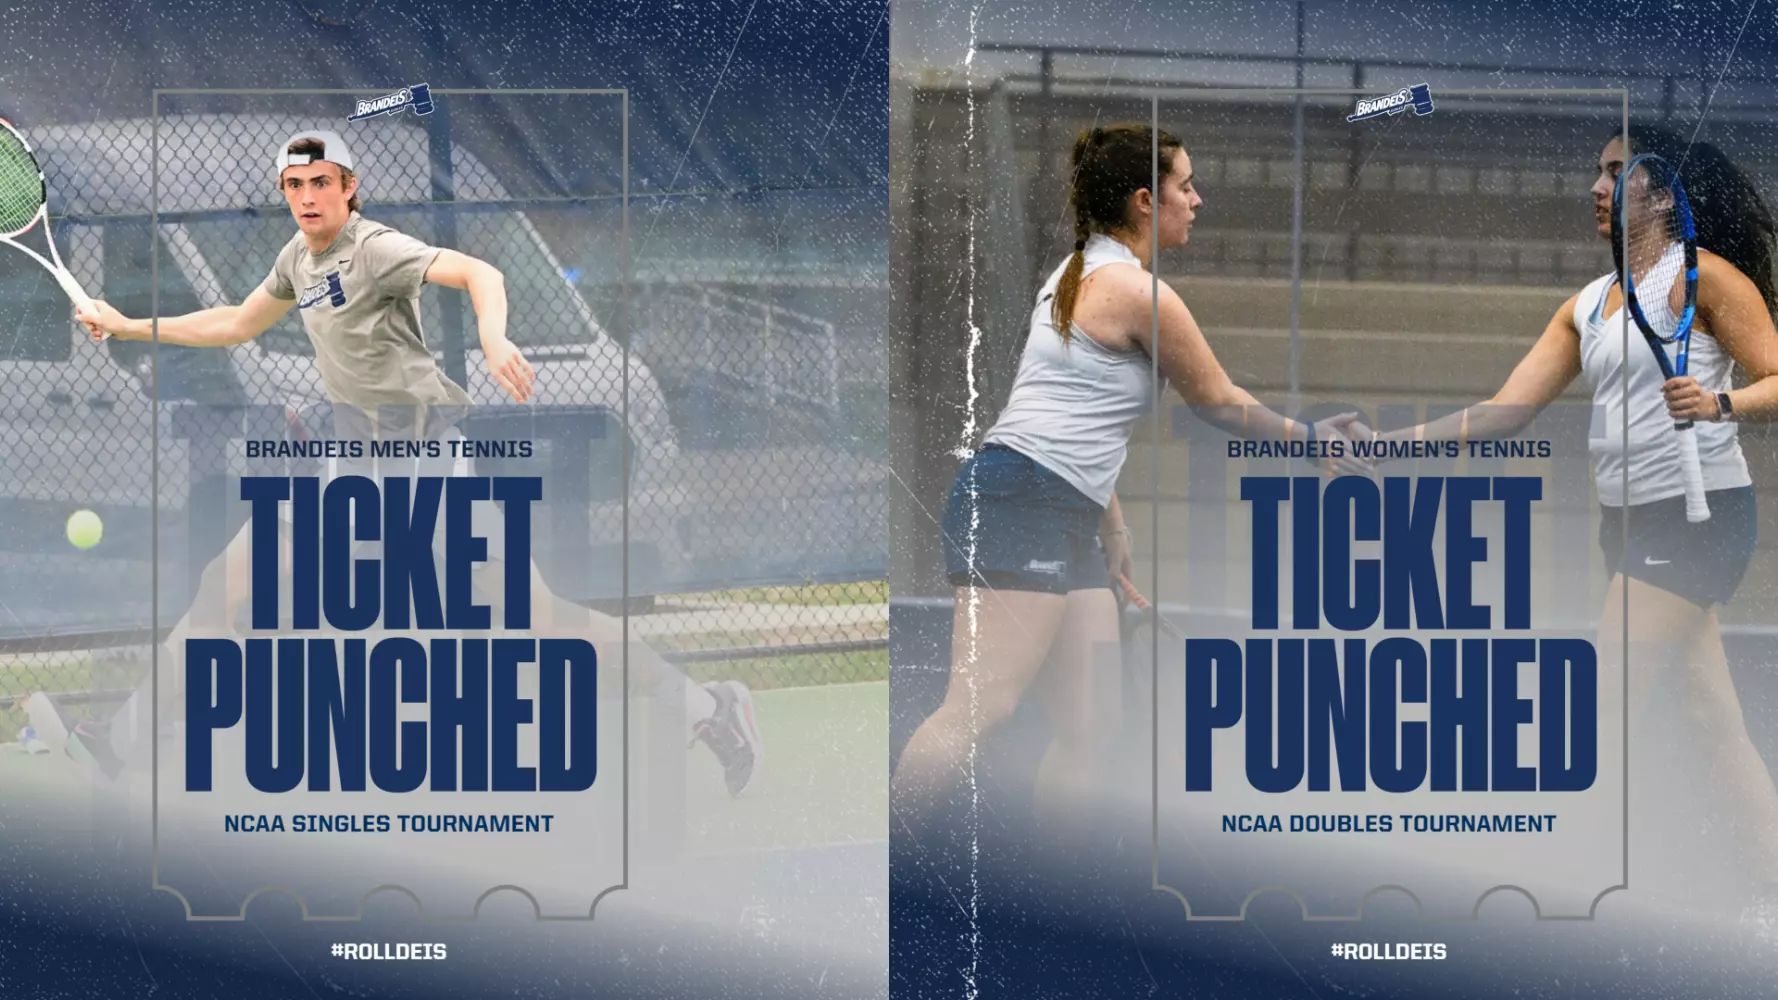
[75,286,296,348]
[1127,269,1364,454]
[1381,293,1584,447]
[425,248,534,402]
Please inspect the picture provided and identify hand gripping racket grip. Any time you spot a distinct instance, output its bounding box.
[56,271,106,342]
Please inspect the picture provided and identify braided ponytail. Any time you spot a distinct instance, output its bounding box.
[1051,186,1093,344]
[1049,123,1184,344]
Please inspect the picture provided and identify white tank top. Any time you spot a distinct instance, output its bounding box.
[983,234,1156,508]
[1575,264,1750,507]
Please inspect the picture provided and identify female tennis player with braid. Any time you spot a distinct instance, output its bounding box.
[889,123,1363,835]
[1377,125,1778,919]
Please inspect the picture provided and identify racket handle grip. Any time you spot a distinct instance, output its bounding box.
[1676,424,1710,523]
[54,270,108,342]
[54,269,93,314]
[1117,574,1150,610]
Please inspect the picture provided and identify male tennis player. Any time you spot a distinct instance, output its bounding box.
[44,130,762,796]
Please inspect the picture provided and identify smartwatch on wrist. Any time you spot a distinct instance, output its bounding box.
[1717,391,1735,422]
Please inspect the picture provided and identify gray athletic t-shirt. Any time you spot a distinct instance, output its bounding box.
[261,212,473,414]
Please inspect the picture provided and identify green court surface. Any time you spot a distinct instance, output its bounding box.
[0,680,891,859]
[0,740,85,795]
[0,656,107,734]
[682,680,887,855]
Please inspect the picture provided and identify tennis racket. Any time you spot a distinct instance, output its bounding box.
[1117,573,1184,642]
[1611,152,1707,523]
[1116,573,1181,756]
[0,117,100,336]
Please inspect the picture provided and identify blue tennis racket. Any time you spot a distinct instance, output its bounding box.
[1611,152,1708,523]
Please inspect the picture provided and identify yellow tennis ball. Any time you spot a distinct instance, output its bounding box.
[66,509,102,549]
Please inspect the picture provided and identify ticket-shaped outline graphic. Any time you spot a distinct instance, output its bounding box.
[147,86,635,922]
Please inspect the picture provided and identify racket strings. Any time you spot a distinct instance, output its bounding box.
[1623,161,1688,347]
[1634,246,1687,342]
[0,132,43,236]
[1613,155,1709,521]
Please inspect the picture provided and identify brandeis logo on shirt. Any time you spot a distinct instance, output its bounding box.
[298,271,348,310]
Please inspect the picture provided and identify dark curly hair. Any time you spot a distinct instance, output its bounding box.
[1612,124,1777,314]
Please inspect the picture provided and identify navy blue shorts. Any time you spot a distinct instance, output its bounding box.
[941,444,1112,595]
[1599,486,1757,609]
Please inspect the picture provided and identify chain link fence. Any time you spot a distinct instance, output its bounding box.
[0,91,886,730]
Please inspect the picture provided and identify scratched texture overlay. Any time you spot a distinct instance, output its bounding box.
[1149,93,1625,921]
[137,90,636,923]
[890,2,1778,998]
[0,2,888,998]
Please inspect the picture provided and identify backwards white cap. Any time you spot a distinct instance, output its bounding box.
[275,130,355,178]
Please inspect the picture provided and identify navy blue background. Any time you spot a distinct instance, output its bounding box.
[0,1,887,996]
[5,0,885,192]
[889,1,1778,995]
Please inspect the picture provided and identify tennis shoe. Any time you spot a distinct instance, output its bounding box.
[688,680,763,797]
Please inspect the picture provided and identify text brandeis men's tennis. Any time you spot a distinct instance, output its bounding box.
[348,83,435,122]
[1346,83,1435,123]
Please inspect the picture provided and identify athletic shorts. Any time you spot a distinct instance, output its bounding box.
[941,443,1111,595]
[1598,485,1756,609]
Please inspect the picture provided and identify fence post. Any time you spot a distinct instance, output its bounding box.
[825,320,839,412]
[763,300,776,409]
[1346,63,1364,283]
[426,102,468,389]
[1287,0,1306,418]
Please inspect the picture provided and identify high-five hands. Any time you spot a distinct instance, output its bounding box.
[1314,411,1380,478]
